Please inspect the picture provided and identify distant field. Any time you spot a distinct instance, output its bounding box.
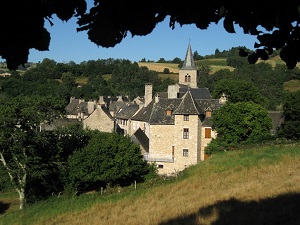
[284,80,300,92]
[138,62,179,73]
[76,76,88,85]
[158,73,179,81]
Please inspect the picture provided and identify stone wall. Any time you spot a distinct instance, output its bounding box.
[83,106,114,133]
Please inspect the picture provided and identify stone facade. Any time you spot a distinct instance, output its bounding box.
[83,105,114,132]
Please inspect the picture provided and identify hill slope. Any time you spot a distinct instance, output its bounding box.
[1,143,299,225]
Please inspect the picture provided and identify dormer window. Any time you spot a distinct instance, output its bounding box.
[165,104,174,116]
[206,111,212,117]
[166,109,172,116]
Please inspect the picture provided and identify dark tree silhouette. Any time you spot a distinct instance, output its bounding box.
[2,1,300,70]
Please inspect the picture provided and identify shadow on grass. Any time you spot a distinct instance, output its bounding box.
[159,193,300,225]
[0,201,10,215]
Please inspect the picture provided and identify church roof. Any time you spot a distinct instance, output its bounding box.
[180,43,197,70]
[178,86,212,99]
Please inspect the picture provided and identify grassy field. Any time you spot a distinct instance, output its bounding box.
[1,142,299,225]
[138,62,180,73]
[283,80,300,92]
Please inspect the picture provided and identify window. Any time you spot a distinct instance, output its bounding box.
[183,115,189,121]
[183,149,189,157]
[166,109,172,116]
[185,74,191,82]
[158,164,164,169]
[183,128,189,139]
[205,111,212,117]
[205,128,211,138]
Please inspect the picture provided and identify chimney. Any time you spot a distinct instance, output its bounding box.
[144,83,153,106]
[69,96,75,103]
[168,84,179,99]
[117,95,123,102]
[155,93,160,103]
[87,101,95,114]
[219,93,227,104]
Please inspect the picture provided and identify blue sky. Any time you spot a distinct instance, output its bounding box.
[27,16,258,64]
[11,1,260,64]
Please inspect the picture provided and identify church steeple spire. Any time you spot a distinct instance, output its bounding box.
[181,42,196,70]
[178,42,199,88]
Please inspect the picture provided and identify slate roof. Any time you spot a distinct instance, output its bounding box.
[173,91,202,115]
[116,103,140,119]
[148,98,182,124]
[181,43,197,70]
[196,99,222,114]
[100,105,114,120]
[65,99,88,115]
[202,117,214,127]
[178,87,212,99]
[131,100,155,122]
[131,128,149,152]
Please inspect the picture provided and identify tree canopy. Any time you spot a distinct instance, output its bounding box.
[2,1,300,70]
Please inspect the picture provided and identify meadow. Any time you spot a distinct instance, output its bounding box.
[1,142,299,225]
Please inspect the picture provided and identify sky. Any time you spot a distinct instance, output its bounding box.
[22,3,259,64]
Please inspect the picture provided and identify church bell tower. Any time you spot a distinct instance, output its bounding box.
[179,42,199,88]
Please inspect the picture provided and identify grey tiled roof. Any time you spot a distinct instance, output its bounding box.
[173,91,202,115]
[116,104,140,119]
[181,43,196,70]
[148,98,182,124]
[202,117,214,127]
[196,99,222,114]
[65,99,88,115]
[131,128,149,152]
[178,87,211,99]
[131,100,155,122]
[101,106,114,119]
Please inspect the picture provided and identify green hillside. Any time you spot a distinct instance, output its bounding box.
[1,143,299,225]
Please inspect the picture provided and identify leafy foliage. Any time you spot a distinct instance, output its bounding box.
[212,102,272,144]
[212,79,267,107]
[279,91,300,140]
[68,131,156,192]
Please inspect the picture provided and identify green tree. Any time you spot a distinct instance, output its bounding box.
[212,79,267,107]
[163,68,170,74]
[0,96,64,209]
[68,131,156,192]
[279,91,300,139]
[212,102,272,144]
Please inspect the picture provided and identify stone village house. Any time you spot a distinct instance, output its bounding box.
[65,43,228,175]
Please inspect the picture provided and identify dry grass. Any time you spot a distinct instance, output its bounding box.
[138,63,179,73]
[30,147,300,225]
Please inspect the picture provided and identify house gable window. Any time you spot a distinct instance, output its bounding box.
[183,149,189,157]
[183,115,189,121]
[205,128,211,138]
[183,128,189,139]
